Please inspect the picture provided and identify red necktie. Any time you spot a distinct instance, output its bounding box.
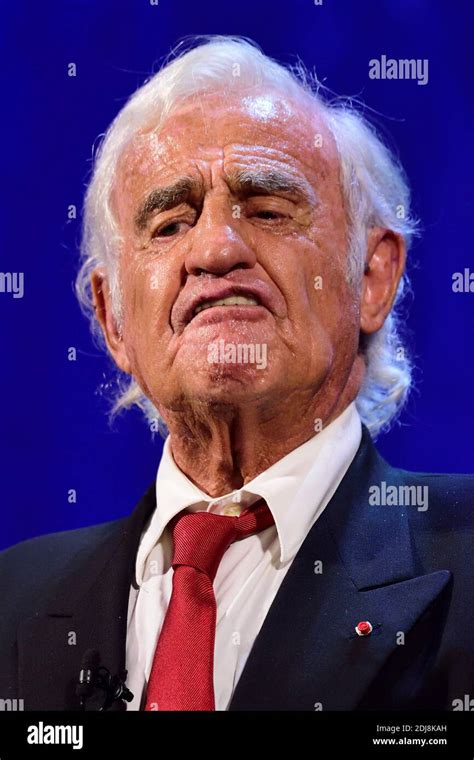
[144,498,274,711]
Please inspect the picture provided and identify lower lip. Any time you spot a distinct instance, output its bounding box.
[186,304,269,328]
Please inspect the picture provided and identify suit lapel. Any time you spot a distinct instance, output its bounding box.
[229,428,452,710]
[17,484,156,711]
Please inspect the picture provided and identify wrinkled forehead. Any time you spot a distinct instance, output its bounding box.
[115,90,340,189]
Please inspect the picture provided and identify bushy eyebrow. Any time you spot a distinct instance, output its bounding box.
[134,177,201,230]
[226,168,316,204]
[134,168,316,230]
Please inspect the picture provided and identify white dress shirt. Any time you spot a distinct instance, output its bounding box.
[125,401,362,710]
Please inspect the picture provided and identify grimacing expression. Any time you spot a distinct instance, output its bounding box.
[102,91,364,418]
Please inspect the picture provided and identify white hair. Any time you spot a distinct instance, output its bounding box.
[76,34,419,438]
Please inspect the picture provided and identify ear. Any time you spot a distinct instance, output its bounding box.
[360,227,406,334]
[91,269,132,374]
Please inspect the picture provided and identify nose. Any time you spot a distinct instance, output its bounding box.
[185,200,256,276]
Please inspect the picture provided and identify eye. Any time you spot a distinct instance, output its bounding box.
[254,210,282,220]
[153,220,190,238]
[247,198,292,223]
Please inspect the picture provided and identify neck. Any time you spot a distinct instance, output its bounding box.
[161,361,364,497]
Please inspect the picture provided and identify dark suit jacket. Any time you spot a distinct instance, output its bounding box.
[1,426,473,711]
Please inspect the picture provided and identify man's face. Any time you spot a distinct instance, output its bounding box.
[107,91,361,420]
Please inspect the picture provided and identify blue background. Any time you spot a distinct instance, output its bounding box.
[1,0,473,550]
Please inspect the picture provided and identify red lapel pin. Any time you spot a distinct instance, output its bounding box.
[355,620,373,637]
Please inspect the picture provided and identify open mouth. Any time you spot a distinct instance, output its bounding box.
[174,282,277,333]
[193,294,260,318]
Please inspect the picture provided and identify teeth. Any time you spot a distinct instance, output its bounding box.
[194,295,258,315]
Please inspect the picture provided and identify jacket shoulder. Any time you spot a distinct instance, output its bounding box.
[385,466,474,527]
[0,518,126,609]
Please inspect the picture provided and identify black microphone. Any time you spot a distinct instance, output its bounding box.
[76,649,134,711]
[100,670,135,712]
[76,649,101,708]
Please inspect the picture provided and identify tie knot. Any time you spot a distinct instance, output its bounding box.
[169,499,274,581]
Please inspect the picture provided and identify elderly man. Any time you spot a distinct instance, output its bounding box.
[0,36,473,712]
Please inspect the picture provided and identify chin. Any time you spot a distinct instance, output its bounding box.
[188,374,274,406]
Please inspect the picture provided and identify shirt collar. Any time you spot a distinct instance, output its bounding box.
[135,402,362,584]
